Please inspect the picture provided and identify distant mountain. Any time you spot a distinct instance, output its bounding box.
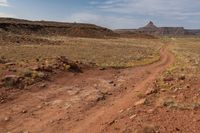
[137,21,160,35]
[115,21,200,36]
[139,21,158,30]
[185,29,200,35]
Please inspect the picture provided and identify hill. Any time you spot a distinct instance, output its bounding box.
[0,18,119,38]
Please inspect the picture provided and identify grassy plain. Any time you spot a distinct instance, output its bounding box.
[0,37,162,68]
[155,37,200,109]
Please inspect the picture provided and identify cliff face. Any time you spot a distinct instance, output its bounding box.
[137,22,186,36]
[157,27,185,36]
[116,21,200,36]
[185,29,200,35]
[137,21,159,35]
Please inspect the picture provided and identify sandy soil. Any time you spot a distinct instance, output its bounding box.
[0,46,179,133]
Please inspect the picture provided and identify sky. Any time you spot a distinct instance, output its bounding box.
[0,0,200,29]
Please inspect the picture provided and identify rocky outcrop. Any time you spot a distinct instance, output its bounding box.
[116,21,200,36]
[185,29,200,35]
[157,27,185,36]
[137,21,186,36]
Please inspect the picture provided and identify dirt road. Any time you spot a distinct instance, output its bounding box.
[0,46,174,133]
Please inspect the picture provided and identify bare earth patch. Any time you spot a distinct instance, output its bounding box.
[1,36,200,133]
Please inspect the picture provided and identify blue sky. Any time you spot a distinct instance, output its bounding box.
[0,0,200,29]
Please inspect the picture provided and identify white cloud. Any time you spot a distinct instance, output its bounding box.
[0,0,14,18]
[94,0,200,19]
[0,0,9,7]
[0,12,15,18]
[89,1,100,5]
[86,0,200,28]
[66,13,99,24]
[65,12,145,29]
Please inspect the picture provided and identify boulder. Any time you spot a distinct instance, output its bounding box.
[163,76,174,82]
[145,87,158,95]
[1,75,23,88]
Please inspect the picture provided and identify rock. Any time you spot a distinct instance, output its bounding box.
[163,77,174,82]
[37,105,42,109]
[57,118,62,121]
[0,99,5,103]
[39,83,47,88]
[99,67,106,70]
[108,81,114,84]
[160,89,166,92]
[178,75,186,80]
[36,65,53,72]
[64,103,71,110]
[0,56,8,64]
[44,102,50,106]
[50,120,54,123]
[22,110,27,113]
[173,88,179,92]
[147,109,156,114]
[5,62,15,66]
[96,93,106,102]
[57,56,82,73]
[137,125,158,133]
[129,114,137,119]
[23,69,34,77]
[36,72,48,79]
[8,68,17,72]
[3,75,18,80]
[119,109,124,113]
[193,118,200,122]
[122,129,132,133]
[145,87,158,95]
[134,98,147,106]
[162,99,175,107]
[108,119,117,125]
[1,75,23,88]
[126,108,131,111]
[30,65,40,71]
[172,95,177,98]
[4,116,10,121]
[175,128,180,131]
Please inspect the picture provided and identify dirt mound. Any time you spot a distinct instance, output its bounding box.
[0,18,119,38]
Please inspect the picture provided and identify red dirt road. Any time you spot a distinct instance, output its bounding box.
[0,46,174,133]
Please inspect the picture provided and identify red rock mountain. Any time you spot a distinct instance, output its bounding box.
[116,21,200,36]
